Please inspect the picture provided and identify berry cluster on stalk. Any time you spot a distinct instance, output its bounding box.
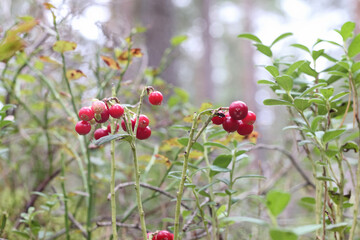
[211,100,256,136]
[74,89,164,141]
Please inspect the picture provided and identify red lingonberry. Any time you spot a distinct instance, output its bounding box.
[242,110,256,125]
[107,122,120,133]
[156,230,174,240]
[237,120,254,136]
[94,109,110,123]
[121,118,136,132]
[136,126,151,140]
[137,114,149,128]
[91,100,107,114]
[78,107,94,121]
[229,101,248,120]
[109,104,124,119]
[75,121,91,135]
[149,91,163,105]
[222,116,239,132]
[212,110,225,125]
[94,128,109,140]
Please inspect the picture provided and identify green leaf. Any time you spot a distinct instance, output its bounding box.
[340,21,355,41]
[18,74,36,83]
[254,43,272,57]
[348,33,360,58]
[326,222,348,232]
[177,138,204,152]
[210,154,232,177]
[291,43,310,53]
[94,133,131,145]
[312,49,324,61]
[269,228,298,240]
[171,35,188,46]
[330,91,349,102]
[221,216,268,226]
[216,205,227,217]
[294,98,310,111]
[257,79,276,85]
[12,230,30,239]
[293,224,321,235]
[299,83,327,97]
[174,87,189,102]
[351,61,360,72]
[316,176,335,182]
[234,175,266,182]
[270,32,293,47]
[322,129,346,143]
[53,40,77,53]
[286,60,306,75]
[319,87,334,99]
[263,99,294,107]
[132,26,147,34]
[299,61,318,77]
[266,190,291,217]
[311,116,324,132]
[237,33,261,43]
[341,141,359,153]
[275,75,293,92]
[204,142,231,151]
[265,66,279,77]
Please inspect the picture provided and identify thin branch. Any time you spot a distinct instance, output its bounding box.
[108,181,191,210]
[182,199,209,232]
[96,221,141,231]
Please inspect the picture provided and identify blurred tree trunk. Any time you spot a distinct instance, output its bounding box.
[195,0,213,105]
[140,0,176,85]
[355,0,360,33]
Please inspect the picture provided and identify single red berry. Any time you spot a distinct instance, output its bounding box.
[229,101,248,120]
[95,109,110,123]
[107,122,120,133]
[222,116,239,132]
[137,114,149,128]
[91,100,107,114]
[156,230,174,240]
[78,107,94,121]
[75,121,91,135]
[109,104,124,119]
[212,110,225,125]
[136,126,151,140]
[242,110,256,125]
[237,120,254,136]
[94,128,109,140]
[149,91,163,105]
[121,118,136,132]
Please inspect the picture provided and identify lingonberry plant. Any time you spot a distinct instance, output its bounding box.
[239,21,360,239]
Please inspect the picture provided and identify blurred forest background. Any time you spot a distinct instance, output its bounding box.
[1,0,360,239]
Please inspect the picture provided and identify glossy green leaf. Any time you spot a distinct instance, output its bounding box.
[294,98,310,111]
[237,33,261,43]
[299,61,318,77]
[258,79,276,85]
[293,224,321,235]
[270,32,293,47]
[316,176,335,182]
[269,228,298,240]
[263,99,294,107]
[348,33,360,58]
[319,87,334,99]
[177,138,204,152]
[341,141,359,153]
[286,60,305,75]
[254,43,272,57]
[312,49,324,61]
[326,222,348,232]
[322,129,346,143]
[221,216,268,226]
[266,190,291,217]
[291,43,310,53]
[339,21,355,41]
[204,142,230,151]
[299,83,327,97]
[275,75,293,92]
[94,133,131,145]
[330,91,349,102]
[311,116,324,132]
[210,154,232,177]
[265,66,279,77]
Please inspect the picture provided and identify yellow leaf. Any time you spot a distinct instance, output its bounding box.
[117,51,131,65]
[43,3,56,10]
[101,55,121,70]
[53,40,77,53]
[0,38,25,62]
[39,55,61,65]
[160,138,183,152]
[199,102,213,112]
[10,19,39,35]
[131,48,143,57]
[215,133,244,146]
[66,69,86,80]
[188,150,203,159]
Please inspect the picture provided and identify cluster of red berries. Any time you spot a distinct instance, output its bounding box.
[74,91,163,140]
[211,101,256,136]
[147,230,174,240]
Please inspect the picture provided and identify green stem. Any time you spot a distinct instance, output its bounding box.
[225,150,237,240]
[60,153,71,240]
[191,188,211,240]
[84,136,93,240]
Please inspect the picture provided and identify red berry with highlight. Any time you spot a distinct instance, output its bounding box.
[222,116,239,133]
[212,110,225,125]
[137,114,149,128]
[94,109,110,123]
[107,122,120,133]
[229,101,248,120]
[242,111,256,125]
[121,118,135,132]
[91,100,107,114]
[78,107,94,121]
[136,126,151,140]
[149,91,163,105]
[237,120,254,136]
[109,104,124,118]
[156,230,174,240]
[94,128,109,140]
[75,121,91,135]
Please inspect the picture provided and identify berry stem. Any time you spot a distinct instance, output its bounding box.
[60,153,71,240]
